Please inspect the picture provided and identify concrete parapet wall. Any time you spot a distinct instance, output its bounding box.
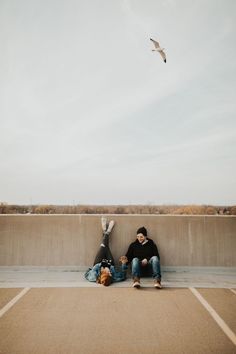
[0,215,235,267]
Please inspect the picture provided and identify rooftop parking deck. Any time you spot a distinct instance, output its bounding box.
[0,281,236,354]
[1,215,235,353]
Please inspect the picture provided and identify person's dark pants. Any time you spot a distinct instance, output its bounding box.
[93,232,114,266]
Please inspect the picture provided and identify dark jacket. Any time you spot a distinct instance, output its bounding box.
[125,238,160,263]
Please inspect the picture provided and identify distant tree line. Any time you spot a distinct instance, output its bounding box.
[0,203,236,215]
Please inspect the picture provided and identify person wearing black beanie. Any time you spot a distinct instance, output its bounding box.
[123,226,162,289]
[136,226,147,237]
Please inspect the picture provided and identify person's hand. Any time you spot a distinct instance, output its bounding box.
[119,256,128,264]
[141,258,148,266]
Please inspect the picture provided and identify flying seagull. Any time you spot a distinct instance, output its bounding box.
[150,38,166,63]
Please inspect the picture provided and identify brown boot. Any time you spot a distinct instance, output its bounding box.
[133,277,141,288]
[154,279,162,289]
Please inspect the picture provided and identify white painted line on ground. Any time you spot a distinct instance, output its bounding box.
[189,287,236,346]
[0,288,30,318]
[230,289,236,295]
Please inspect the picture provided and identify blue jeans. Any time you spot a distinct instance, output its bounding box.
[131,256,161,280]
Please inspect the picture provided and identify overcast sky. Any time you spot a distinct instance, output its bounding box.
[1,0,236,205]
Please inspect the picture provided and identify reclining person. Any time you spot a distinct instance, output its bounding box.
[85,218,128,286]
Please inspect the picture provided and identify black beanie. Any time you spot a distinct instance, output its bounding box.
[137,226,147,237]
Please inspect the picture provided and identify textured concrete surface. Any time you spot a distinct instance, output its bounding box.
[0,267,235,288]
[0,288,235,354]
[0,214,236,267]
[198,288,236,333]
[0,288,22,309]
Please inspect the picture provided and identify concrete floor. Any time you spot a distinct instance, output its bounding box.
[0,268,236,354]
[0,267,236,288]
[0,287,236,354]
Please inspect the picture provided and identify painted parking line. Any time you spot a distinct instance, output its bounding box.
[189,287,236,346]
[0,287,30,318]
[230,289,236,295]
[0,288,24,309]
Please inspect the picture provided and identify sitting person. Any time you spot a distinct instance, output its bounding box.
[124,226,162,289]
[84,218,128,286]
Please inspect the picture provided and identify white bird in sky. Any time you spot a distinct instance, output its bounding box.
[150,38,166,63]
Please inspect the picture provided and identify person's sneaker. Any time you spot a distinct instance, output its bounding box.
[133,277,141,288]
[106,220,115,234]
[101,217,107,232]
[154,279,162,289]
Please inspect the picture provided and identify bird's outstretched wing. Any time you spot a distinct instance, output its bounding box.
[150,38,160,49]
[160,50,166,63]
